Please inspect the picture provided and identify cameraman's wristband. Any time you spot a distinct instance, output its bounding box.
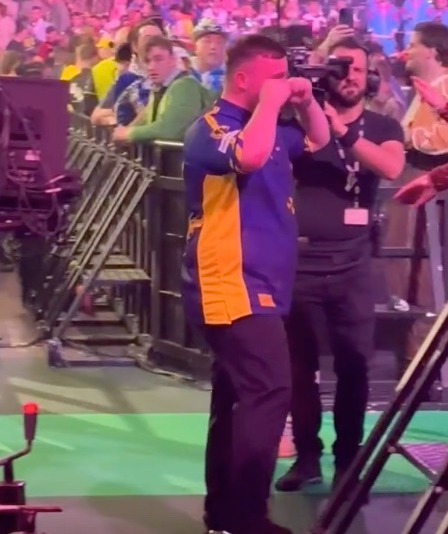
[337,128,360,148]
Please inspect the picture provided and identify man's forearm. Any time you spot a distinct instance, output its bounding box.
[238,102,280,172]
[349,137,404,180]
[91,107,115,125]
[296,99,330,150]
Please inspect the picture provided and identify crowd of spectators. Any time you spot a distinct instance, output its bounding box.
[0,0,446,143]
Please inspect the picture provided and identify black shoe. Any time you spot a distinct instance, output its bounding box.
[332,468,369,505]
[275,457,323,492]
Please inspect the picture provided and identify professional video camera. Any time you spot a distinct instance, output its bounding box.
[286,46,353,107]
[259,26,354,108]
[0,76,81,236]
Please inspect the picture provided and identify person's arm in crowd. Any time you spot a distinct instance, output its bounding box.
[91,85,117,125]
[325,103,405,180]
[124,78,206,142]
[128,107,147,127]
[412,77,448,116]
[429,162,448,191]
[394,162,448,206]
[91,107,116,125]
[308,24,355,64]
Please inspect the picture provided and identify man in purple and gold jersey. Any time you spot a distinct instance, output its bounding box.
[181,35,330,534]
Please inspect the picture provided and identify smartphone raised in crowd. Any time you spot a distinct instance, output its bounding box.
[339,7,354,27]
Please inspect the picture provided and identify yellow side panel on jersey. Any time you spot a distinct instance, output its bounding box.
[197,173,252,324]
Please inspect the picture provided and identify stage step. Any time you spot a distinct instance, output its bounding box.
[94,254,135,268]
[396,443,448,480]
[56,310,121,326]
[90,268,150,285]
[377,247,428,259]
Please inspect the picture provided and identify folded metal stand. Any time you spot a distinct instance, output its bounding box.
[309,303,448,534]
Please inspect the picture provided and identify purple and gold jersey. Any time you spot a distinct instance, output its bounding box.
[181,98,305,325]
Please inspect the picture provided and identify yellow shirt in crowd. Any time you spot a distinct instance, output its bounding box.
[60,64,80,81]
[60,57,117,103]
[92,57,117,100]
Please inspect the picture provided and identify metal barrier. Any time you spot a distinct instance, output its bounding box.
[27,113,210,378]
[26,113,448,393]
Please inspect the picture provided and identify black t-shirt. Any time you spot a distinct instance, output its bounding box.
[294,109,403,272]
[69,68,98,117]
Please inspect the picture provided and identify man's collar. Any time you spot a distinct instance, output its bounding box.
[190,56,225,75]
[215,98,251,121]
[162,67,183,88]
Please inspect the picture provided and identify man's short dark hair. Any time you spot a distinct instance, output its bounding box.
[142,35,173,57]
[128,18,165,46]
[327,36,368,57]
[226,34,286,74]
[414,22,448,67]
[115,42,132,63]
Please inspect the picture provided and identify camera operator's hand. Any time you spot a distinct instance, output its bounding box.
[289,77,313,108]
[324,102,348,137]
[320,25,355,55]
[259,79,292,110]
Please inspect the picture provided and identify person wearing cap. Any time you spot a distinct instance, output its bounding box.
[91,37,117,100]
[191,19,226,96]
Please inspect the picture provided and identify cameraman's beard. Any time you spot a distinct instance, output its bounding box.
[327,87,365,109]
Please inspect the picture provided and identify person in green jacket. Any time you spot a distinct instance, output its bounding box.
[112,35,213,143]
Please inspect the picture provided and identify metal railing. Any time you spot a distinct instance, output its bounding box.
[46,113,211,376]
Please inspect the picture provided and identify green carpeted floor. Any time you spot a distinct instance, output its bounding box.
[0,411,446,498]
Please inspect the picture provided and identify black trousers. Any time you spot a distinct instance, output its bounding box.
[286,262,374,469]
[202,314,291,531]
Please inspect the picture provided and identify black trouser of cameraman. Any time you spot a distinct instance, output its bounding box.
[202,314,291,532]
[286,260,374,469]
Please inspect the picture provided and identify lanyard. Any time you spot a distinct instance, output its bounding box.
[334,116,364,208]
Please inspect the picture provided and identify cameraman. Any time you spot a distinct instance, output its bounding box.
[276,36,405,493]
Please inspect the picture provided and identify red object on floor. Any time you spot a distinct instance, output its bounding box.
[278,417,296,458]
[75,285,94,315]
